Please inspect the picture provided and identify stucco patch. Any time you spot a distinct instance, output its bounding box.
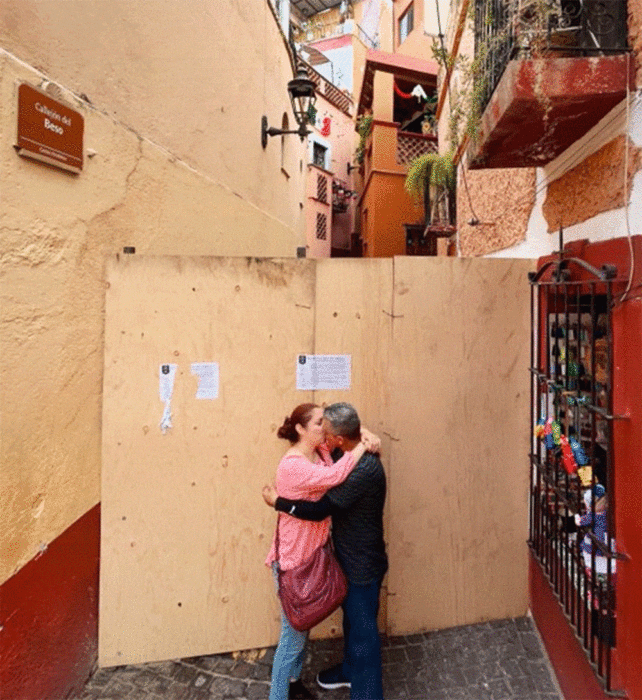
[629,0,642,87]
[457,167,537,256]
[542,136,642,233]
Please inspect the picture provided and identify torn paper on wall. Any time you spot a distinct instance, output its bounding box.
[191,362,219,399]
[159,363,177,433]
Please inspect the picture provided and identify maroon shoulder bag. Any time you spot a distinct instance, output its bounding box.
[275,514,348,632]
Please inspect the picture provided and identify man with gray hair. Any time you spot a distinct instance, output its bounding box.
[263,402,388,700]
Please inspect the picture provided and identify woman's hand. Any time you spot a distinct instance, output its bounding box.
[360,427,381,453]
[262,484,278,507]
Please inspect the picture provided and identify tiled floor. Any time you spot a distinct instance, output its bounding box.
[77,617,563,700]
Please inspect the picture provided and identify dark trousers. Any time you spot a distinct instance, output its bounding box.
[341,579,384,700]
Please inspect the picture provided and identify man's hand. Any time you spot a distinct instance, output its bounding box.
[360,427,381,453]
[262,484,278,507]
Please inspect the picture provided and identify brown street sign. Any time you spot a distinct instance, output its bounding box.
[16,83,84,173]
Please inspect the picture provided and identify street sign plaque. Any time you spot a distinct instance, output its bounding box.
[16,83,84,173]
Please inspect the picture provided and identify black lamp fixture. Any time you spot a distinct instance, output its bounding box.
[261,63,317,148]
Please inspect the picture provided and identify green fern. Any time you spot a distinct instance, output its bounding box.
[404,152,456,202]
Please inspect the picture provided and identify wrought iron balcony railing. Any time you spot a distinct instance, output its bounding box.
[474,0,629,115]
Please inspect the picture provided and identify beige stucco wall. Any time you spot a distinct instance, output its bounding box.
[0,0,304,231]
[0,0,307,585]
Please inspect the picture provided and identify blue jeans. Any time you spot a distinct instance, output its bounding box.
[342,579,384,700]
[269,563,308,700]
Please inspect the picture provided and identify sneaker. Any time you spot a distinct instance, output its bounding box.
[316,664,351,690]
[289,679,316,699]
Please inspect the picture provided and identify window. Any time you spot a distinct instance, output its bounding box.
[313,142,328,169]
[398,4,414,44]
[316,213,327,240]
[317,174,328,203]
[529,267,619,691]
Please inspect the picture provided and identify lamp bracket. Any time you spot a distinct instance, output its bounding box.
[262,115,310,148]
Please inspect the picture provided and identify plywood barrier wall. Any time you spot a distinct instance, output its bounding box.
[311,259,394,638]
[387,257,533,634]
[101,255,533,666]
[100,256,316,666]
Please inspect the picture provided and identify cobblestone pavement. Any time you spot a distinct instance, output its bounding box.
[77,617,563,700]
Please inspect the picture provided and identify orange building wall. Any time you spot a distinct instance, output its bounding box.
[362,173,423,256]
[361,121,424,257]
[394,0,436,59]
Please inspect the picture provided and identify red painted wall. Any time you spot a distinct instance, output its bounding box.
[529,554,610,700]
[612,294,642,700]
[0,504,100,700]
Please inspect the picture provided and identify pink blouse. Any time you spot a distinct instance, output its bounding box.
[265,444,355,570]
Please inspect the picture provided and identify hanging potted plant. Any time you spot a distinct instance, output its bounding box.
[404,151,456,227]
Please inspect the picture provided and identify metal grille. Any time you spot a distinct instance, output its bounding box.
[316,212,327,240]
[474,0,629,116]
[529,255,624,695]
[317,174,328,203]
[396,131,437,165]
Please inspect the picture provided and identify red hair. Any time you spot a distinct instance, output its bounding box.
[277,403,319,443]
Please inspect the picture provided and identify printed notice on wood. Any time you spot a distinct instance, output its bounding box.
[16,83,84,173]
[296,354,351,391]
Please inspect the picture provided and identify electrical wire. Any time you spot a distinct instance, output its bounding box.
[532,95,640,200]
[619,51,635,304]
[468,91,642,233]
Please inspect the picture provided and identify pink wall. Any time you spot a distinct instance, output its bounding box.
[306,165,333,258]
[305,81,357,256]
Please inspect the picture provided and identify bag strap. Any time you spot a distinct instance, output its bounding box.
[274,513,282,573]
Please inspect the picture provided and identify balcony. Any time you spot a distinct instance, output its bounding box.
[362,122,438,180]
[468,0,632,169]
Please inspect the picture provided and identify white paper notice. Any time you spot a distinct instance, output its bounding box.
[296,354,351,391]
[191,362,219,399]
[159,363,177,433]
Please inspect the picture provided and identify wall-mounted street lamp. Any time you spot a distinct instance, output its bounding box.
[261,63,317,148]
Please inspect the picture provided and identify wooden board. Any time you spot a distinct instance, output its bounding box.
[313,258,393,455]
[386,256,534,635]
[100,256,316,666]
[311,258,394,637]
[101,254,535,666]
